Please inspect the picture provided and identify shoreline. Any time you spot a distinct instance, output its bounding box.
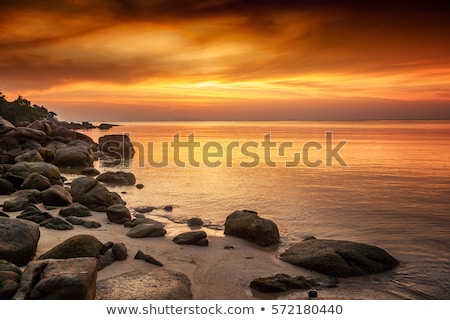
[1,196,401,300]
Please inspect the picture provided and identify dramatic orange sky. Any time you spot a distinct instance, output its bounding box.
[1,0,450,121]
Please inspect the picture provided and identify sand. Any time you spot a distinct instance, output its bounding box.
[1,195,401,300]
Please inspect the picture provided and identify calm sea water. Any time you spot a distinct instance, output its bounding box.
[80,121,450,299]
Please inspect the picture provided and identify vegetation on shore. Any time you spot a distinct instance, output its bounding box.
[0,93,56,126]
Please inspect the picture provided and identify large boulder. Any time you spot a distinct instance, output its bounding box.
[4,127,47,142]
[224,210,280,246]
[14,149,44,163]
[98,134,135,159]
[41,185,73,206]
[10,162,62,185]
[38,234,104,260]
[20,172,51,191]
[53,145,94,168]
[279,239,400,277]
[13,257,98,300]
[70,176,126,211]
[96,171,136,186]
[0,259,22,299]
[0,218,40,266]
[126,223,167,238]
[96,269,192,300]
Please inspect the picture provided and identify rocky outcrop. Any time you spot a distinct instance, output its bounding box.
[70,176,126,211]
[279,238,400,277]
[96,171,136,186]
[98,134,135,159]
[96,269,192,300]
[13,257,98,299]
[0,218,40,266]
[224,210,280,246]
[173,231,208,246]
[9,162,63,185]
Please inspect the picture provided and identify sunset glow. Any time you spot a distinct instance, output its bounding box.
[1,0,449,121]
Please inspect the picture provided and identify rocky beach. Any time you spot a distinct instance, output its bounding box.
[0,115,403,300]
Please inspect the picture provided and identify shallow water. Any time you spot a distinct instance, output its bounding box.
[79,120,450,299]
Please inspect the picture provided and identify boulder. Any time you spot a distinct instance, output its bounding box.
[96,269,192,300]
[173,231,208,246]
[4,127,47,142]
[249,273,339,293]
[134,205,156,213]
[13,257,98,300]
[20,172,51,191]
[41,217,74,230]
[186,217,204,228]
[38,234,104,260]
[2,172,25,189]
[9,189,42,203]
[106,204,131,224]
[112,243,128,261]
[0,117,15,134]
[17,205,52,223]
[41,185,73,206]
[2,198,30,212]
[126,223,166,238]
[0,212,9,218]
[0,137,20,151]
[279,239,400,277]
[59,202,91,217]
[53,145,94,168]
[224,210,280,246]
[124,217,163,228]
[134,249,163,267]
[10,162,62,185]
[0,218,40,266]
[96,171,136,186]
[14,150,44,163]
[70,176,126,211]
[99,134,135,159]
[0,178,15,195]
[0,259,22,299]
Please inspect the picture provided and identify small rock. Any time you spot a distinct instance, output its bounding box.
[134,206,156,213]
[82,220,101,228]
[0,212,10,218]
[41,217,74,230]
[126,223,166,238]
[17,205,52,223]
[3,198,30,212]
[135,183,144,189]
[186,217,204,228]
[163,205,173,212]
[59,202,91,217]
[134,249,163,267]
[112,243,128,261]
[80,167,100,176]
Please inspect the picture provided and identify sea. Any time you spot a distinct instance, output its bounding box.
[79,120,450,299]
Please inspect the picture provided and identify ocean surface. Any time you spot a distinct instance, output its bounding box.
[80,120,450,299]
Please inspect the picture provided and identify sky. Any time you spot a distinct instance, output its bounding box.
[1,0,450,121]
